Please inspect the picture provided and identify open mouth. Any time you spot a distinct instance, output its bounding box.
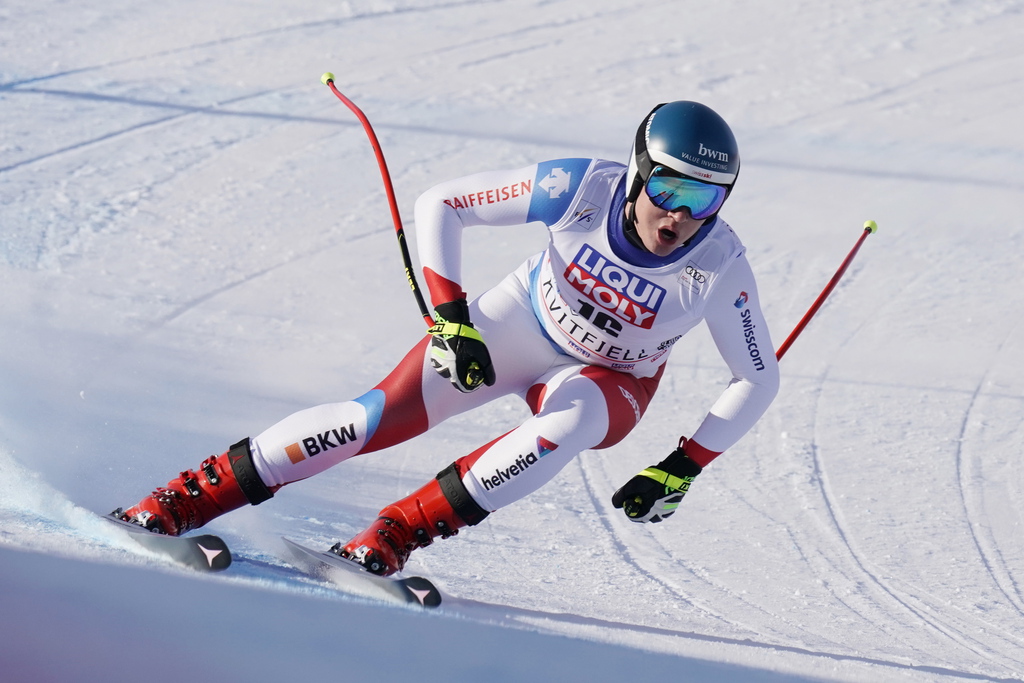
[658,227,678,242]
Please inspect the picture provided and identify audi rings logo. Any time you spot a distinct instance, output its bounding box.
[680,261,710,293]
[685,265,706,284]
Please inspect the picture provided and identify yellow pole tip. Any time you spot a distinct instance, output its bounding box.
[864,220,878,233]
[320,72,335,86]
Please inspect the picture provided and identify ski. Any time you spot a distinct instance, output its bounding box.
[282,537,442,608]
[104,511,232,572]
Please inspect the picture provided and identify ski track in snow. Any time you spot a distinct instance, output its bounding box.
[954,325,1024,616]
[803,257,1024,672]
[576,442,829,648]
[576,441,1021,682]
[575,459,741,631]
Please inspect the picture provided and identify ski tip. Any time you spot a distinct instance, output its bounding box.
[104,512,233,572]
[400,576,443,608]
[282,537,442,608]
[321,72,335,86]
[863,219,878,234]
[194,537,233,571]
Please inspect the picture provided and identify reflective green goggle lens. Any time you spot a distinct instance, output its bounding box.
[644,166,728,219]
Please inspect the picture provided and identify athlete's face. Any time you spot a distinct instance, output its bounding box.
[628,188,705,257]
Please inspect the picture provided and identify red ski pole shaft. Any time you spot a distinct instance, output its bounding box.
[321,72,435,328]
[775,220,877,361]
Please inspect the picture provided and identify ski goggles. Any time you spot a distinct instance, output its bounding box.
[644,166,729,220]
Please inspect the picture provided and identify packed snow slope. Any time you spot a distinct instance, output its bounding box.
[2,1,1024,681]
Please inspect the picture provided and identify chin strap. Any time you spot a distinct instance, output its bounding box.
[621,203,649,252]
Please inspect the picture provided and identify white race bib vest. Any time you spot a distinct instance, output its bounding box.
[529,160,745,378]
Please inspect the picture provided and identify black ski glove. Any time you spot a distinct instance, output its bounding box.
[428,299,496,393]
[611,438,703,523]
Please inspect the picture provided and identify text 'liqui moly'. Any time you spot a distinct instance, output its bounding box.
[564,246,666,328]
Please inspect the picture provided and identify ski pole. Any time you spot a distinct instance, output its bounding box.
[320,72,435,328]
[775,220,877,361]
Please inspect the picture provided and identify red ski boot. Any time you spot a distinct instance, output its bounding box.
[334,462,490,575]
[115,439,274,536]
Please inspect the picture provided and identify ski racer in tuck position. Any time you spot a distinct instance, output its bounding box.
[116,101,780,576]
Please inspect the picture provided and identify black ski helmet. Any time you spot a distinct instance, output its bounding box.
[626,101,740,215]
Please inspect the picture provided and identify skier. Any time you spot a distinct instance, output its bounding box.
[116,101,780,576]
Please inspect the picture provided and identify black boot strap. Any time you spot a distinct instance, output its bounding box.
[227,438,274,505]
[436,462,489,526]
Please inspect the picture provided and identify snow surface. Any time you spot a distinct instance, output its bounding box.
[2,1,1024,681]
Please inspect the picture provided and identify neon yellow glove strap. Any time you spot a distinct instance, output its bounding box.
[639,467,695,494]
[429,320,485,343]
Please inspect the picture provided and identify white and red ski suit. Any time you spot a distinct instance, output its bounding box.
[249,158,779,513]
